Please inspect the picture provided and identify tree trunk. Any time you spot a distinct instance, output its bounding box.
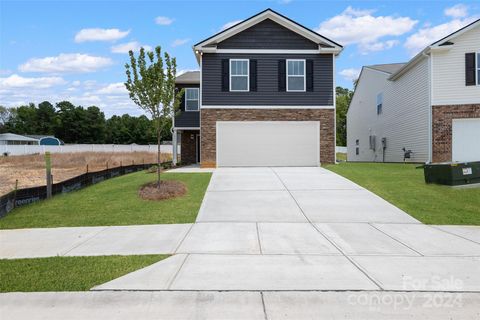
[156,117,161,189]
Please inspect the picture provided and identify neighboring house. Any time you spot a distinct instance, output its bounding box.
[347,19,480,163]
[26,135,63,146]
[172,8,342,167]
[0,133,39,145]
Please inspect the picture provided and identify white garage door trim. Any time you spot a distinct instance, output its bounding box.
[216,121,320,167]
[452,118,480,162]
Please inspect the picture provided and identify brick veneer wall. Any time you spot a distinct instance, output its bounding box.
[180,130,198,164]
[432,104,480,162]
[200,108,335,167]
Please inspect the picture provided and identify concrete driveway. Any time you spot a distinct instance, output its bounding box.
[197,167,418,223]
[93,167,480,292]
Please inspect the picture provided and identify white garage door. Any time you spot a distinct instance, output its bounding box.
[452,118,480,162]
[216,121,320,167]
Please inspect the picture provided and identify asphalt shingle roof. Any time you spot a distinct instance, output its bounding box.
[175,71,200,84]
[366,63,406,74]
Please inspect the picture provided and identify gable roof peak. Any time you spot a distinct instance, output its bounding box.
[193,8,343,53]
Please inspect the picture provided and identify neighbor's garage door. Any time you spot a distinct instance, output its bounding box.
[452,118,480,162]
[216,121,320,167]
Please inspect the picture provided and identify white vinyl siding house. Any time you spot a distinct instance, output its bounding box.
[348,19,479,164]
[347,59,430,163]
[431,24,480,105]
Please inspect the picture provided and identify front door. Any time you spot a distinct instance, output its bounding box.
[196,134,200,163]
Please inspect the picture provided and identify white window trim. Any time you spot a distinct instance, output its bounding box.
[229,59,249,92]
[476,51,480,86]
[185,88,199,112]
[286,59,306,92]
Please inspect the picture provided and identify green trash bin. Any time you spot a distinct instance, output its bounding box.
[424,161,480,186]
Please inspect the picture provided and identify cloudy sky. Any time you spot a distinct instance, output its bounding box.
[1,0,479,117]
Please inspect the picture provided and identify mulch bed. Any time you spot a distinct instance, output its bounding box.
[138,180,187,201]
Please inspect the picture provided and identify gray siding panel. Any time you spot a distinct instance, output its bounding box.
[217,19,318,50]
[202,53,333,106]
[175,84,200,128]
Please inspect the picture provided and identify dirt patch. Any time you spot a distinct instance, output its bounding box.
[0,152,171,196]
[138,180,187,201]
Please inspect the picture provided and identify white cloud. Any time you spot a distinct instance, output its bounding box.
[74,28,130,43]
[95,82,127,95]
[155,16,174,25]
[359,39,399,54]
[171,38,190,47]
[404,17,476,56]
[19,53,113,73]
[0,74,66,89]
[0,69,12,76]
[111,41,152,53]
[221,20,242,31]
[316,6,417,53]
[339,68,361,82]
[444,4,468,18]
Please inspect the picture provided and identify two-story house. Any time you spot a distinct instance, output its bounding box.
[347,19,480,163]
[172,9,343,167]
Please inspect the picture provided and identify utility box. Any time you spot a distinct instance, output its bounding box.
[424,161,480,186]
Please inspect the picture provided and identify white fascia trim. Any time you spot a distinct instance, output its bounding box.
[194,10,342,50]
[200,48,341,55]
[174,127,200,130]
[201,105,334,109]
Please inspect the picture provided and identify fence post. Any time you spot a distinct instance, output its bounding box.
[13,180,18,208]
[45,152,52,198]
[86,164,89,173]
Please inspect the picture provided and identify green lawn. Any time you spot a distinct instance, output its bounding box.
[0,255,168,292]
[325,162,480,225]
[0,172,211,229]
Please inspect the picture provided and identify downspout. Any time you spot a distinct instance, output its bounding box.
[332,53,337,164]
[423,50,432,163]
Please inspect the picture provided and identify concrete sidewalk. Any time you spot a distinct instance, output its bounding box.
[2,222,479,259]
[1,291,479,319]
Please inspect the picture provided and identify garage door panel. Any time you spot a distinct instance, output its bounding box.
[452,119,480,162]
[217,121,320,167]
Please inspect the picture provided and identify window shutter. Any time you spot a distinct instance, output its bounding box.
[278,60,286,91]
[249,60,257,92]
[306,60,314,92]
[221,59,229,92]
[465,53,476,86]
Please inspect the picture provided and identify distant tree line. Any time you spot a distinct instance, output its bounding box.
[0,101,172,144]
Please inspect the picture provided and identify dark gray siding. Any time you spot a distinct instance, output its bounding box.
[202,53,333,106]
[174,84,200,128]
[217,19,318,50]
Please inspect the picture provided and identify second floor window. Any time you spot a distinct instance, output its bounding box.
[287,59,305,92]
[185,88,199,111]
[230,59,249,91]
[376,92,383,115]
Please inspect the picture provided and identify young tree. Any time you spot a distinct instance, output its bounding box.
[124,46,183,188]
